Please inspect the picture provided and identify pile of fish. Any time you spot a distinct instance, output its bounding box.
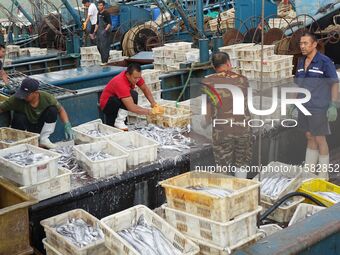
[4,150,50,166]
[260,176,293,198]
[0,139,16,143]
[51,145,78,170]
[56,218,104,248]
[85,128,110,137]
[187,185,234,197]
[85,151,113,161]
[314,191,340,203]
[133,124,193,151]
[118,215,181,255]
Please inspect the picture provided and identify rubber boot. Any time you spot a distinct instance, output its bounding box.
[114,109,129,131]
[39,122,57,149]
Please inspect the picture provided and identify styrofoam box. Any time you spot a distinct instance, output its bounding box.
[261,196,304,223]
[164,42,192,50]
[107,131,158,166]
[152,46,165,57]
[191,233,262,255]
[254,55,294,72]
[20,167,71,201]
[163,204,261,247]
[100,205,200,255]
[74,141,129,178]
[253,161,303,203]
[219,43,254,59]
[160,172,260,222]
[288,203,325,226]
[72,122,123,144]
[258,224,282,238]
[0,127,39,149]
[0,144,60,186]
[41,209,107,255]
[142,69,161,84]
[236,45,275,60]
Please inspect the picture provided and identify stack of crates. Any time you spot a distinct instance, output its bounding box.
[0,131,72,201]
[80,46,101,66]
[27,47,48,56]
[152,42,198,71]
[5,45,20,59]
[160,171,263,254]
[108,50,126,63]
[219,43,255,69]
[19,48,30,57]
[209,9,235,32]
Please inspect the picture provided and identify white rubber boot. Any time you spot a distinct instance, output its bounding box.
[114,109,128,131]
[318,154,329,181]
[39,122,57,149]
[304,148,319,175]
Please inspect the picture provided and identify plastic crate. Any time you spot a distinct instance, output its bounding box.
[41,209,106,255]
[138,90,161,105]
[248,76,294,90]
[186,50,200,63]
[174,50,189,62]
[43,238,62,255]
[239,59,257,70]
[163,204,261,247]
[219,44,255,59]
[250,96,282,120]
[268,18,292,29]
[164,42,192,50]
[80,46,98,54]
[254,162,303,203]
[0,144,60,186]
[142,69,161,84]
[74,141,129,178]
[236,45,275,60]
[160,172,260,222]
[254,55,294,72]
[80,60,96,67]
[241,66,293,80]
[72,122,123,144]
[100,205,200,255]
[152,46,165,57]
[260,196,304,223]
[297,178,340,207]
[147,103,191,128]
[191,232,262,255]
[258,224,282,237]
[19,167,71,201]
[0,178,37,255]
[0,127,39,149]
[288,203,325,226]
[153,57,165,64]
[107,131,159,166]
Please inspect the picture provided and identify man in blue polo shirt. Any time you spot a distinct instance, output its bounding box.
[295,32,339,180]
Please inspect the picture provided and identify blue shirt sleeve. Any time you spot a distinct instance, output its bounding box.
[323,59,339,84]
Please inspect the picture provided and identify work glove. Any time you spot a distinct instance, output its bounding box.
[151,104,164,115]
[64,122,75,140]
[82,22,87,31]
[327,102,338,122]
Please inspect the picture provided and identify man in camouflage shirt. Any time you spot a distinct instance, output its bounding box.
[202,52,252,171]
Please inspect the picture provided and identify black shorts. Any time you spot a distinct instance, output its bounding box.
[90,24,95,34]
[298,111,331,136]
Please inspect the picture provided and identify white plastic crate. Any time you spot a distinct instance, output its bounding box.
[163,204,262,247]
[260,196,304,223]
[74,141,129,178]
[186,50,200,63]
[163,48,176,58]
[152,46,165,57]
[258,224,282,237]
[164,42,192,50]
[236,45,275,60]
[80,46,98,54]
[0,127,39,149]
[174,50,189,62]
[239,59,257,70]
[19,48,30,57]
[253,161,303,203]
[107,131,159,166]
[268,18,292,29]
[191,233,262,255]
[254,55,294,72]
[0,144,60,186]
[20,167,71,201]
[6,45,20,53]
[288,203,325,226]
[72,122,123,144]
[109,50,122,59]
[100,205,200,255]
[80,60,96,67]
[142,69,161,84]
[153,57,165,64]
[41,209,107,255]
[241,66,293,80]
[219,43,255,59]
[250,96,282,121]
[160,172,261,222]
[138,90,161,105]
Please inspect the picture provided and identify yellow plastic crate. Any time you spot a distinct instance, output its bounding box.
[297,179,340,207]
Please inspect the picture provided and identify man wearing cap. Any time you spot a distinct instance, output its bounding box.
[0,78,74,149]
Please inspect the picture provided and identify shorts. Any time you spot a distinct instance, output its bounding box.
[298,111,331,136]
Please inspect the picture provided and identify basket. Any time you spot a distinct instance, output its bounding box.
[0,127,39,149]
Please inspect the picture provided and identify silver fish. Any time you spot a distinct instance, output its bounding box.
[56,218,104,248]
[85,128,110,137]
[118,215,181,255]
[0,139,16,143]
[51,145,78,169]
[314,192,340,203]
[4,150,50,166]
[261,175,293,198]
[85,151,113,161]
[186,185,233,197]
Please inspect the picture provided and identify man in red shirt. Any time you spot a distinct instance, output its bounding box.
[100,63,164,130]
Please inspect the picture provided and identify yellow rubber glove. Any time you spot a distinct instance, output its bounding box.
[151,104,164,115]
[82,22,87,31]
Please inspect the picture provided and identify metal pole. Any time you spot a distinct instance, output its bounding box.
[11,0,35,25]
[196,0,204,35]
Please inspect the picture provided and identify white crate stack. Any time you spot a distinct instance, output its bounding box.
[152,42,198,71]
[219,43,255,68]
[209,8,235,32]
[108,50,126,63]
[80,46,102,67]
[19,48,30,57]
[160,171,262,253]
[27,47,48,57]
[5,45,20,59]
